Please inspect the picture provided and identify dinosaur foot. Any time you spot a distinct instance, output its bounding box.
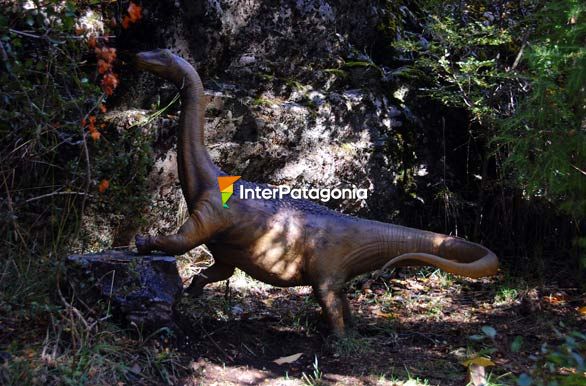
[135,234,153,255]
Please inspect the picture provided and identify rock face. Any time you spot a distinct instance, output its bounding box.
[85,0,489,254]
[92,0,417,250]
[67,250,183,331]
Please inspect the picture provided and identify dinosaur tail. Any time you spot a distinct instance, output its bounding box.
[378,227,499,279]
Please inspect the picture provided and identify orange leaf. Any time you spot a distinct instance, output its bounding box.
[90,131,101,141]
[88,115,96,132]
[88,35,97,49]
[121,16,131,29]
[95,47,116,63]
[98,179,110,193]
[374,309,396,319]
[98,59,110,74]
[462,357,496,367]
[128,2,142,22]
[101,73,119,96]
[578,306,586,316]
[544,295,567,305]
[91,131,101,141]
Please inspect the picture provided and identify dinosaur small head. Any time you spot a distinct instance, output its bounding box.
[135,49,192,85]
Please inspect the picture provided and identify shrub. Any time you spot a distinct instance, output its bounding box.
[392,0,585,275]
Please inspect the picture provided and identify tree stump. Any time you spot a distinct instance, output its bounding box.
[66,250,183,332]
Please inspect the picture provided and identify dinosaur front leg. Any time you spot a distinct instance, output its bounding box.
[313,282,348,336]
[186,262,235,296]
[136,207,217,255]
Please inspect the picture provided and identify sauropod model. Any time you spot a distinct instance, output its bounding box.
[134,49,498,336]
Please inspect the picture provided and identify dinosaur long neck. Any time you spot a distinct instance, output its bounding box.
[177,70,217,210]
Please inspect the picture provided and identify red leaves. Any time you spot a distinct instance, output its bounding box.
[82,115,101,141]
[89,2,144,98]
[97,59,109,74]
[95,47,116,74]
[98,179,110,193]
[82,3,144,144]
[101,73,119,97]
[87,35,97,49]
[90,131,101,141]
[128,2,142,22]
[93,46,118,96]
[81,42,115,142]
[95,47,117,63]
[122,2,142,29]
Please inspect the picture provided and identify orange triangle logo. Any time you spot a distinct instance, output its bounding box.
[218,176,241,192]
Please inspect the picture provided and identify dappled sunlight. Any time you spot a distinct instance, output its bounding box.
[175,269,583,385]
[250,210,305,282]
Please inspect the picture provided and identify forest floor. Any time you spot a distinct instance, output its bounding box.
[1,262,584,385]
[173,267,585,385]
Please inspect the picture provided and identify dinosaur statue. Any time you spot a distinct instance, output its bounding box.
[134,49,498,336]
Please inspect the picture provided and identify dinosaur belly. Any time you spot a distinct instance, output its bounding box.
[210,210,308,287]
[249,211,307,286]
[209,243,306,287]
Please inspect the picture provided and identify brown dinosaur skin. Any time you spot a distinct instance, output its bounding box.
[134,49,499,336]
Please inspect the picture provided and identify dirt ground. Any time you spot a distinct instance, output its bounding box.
[171,268,585,385]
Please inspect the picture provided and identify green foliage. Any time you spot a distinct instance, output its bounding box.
[0,1,100,251]
[0,2,179,385]
[0,2,103,313]
[92,117,155,230]
[468,325,585,385]
[496,1,586,218]
[392,0,585,276]
[393,0,585,220]
[392,1,523,125]
[518,330,586,385]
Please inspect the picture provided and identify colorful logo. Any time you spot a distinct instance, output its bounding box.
[218,176,241,208]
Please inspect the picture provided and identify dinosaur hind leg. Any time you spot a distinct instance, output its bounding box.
[186,262,235,297]
[341,295,353,327]
[313,282,348,336]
